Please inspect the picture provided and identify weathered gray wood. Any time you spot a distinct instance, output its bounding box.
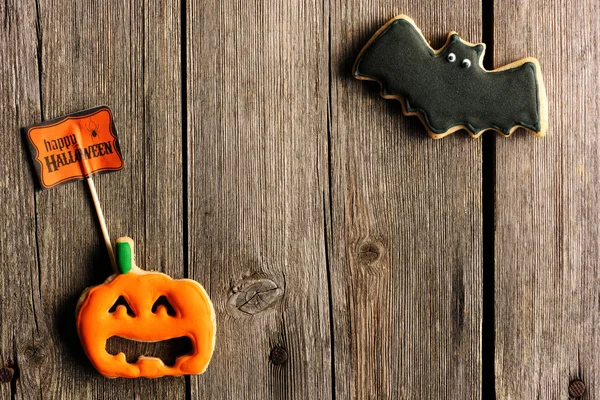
[186,0,332,398]
[494,1,600,398]
[10,0,597,397]
[329,4,483,399]
[28,0,185,398]
[0,1,44,398]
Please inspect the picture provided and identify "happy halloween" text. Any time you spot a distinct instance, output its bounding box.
[43,138,115,173]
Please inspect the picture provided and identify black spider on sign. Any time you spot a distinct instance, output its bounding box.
[85,119,99,141]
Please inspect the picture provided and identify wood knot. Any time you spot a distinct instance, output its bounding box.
[269,346,288,365]
[0,367,14,383]
[569,379,586,398]
[357,241,383,265]
[228,277,284,317]
[24,345,47,365]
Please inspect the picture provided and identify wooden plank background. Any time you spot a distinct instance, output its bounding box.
[494,0,600,399]
[329,2,482,399]
[0,0,597,398]
[186,0,332,398]
[0,0,42,398]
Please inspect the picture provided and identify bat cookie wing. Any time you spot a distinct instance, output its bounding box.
[353,15,548,139]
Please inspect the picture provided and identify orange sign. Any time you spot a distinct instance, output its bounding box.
[26,106,124,189]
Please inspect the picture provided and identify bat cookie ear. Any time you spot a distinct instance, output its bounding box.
[472,44,485,59]
[446,33,486,59]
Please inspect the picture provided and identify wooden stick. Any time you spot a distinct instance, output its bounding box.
[86,176,117,273]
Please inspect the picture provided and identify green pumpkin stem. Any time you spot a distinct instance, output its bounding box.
[115,237,135,274]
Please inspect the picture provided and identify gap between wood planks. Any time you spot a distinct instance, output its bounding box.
[181,0,192,398]
[324,0,336,397]
[481,0,496,398]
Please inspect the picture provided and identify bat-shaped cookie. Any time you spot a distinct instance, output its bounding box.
[353,15,548,138]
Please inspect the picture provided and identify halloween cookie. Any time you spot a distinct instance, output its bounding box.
[353,15,548,138]
[76,237,216,378]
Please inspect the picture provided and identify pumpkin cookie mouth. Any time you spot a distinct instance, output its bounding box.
[106,335,194,367]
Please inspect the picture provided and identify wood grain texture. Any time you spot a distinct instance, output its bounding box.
[186,0,332,398]
[329,3,483,399]
[28,0,184,398]
[494,1,600,399]
[7,0,598,397]
[0,1,43,398]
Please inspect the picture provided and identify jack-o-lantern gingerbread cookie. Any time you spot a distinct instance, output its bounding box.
[76,237,216,378]
[353,14,548,138]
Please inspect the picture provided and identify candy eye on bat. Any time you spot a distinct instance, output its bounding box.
[461,59,471,68]
[447,53,456,62]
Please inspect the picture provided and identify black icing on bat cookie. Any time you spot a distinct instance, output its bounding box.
[353,15,548,138]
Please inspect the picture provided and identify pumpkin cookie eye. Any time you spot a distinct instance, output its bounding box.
[152,296,177,316]
[447,52,456,62]
[461,59,472,68]
[109,296,136,316]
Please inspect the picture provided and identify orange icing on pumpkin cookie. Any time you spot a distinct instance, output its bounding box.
[76,237,216,378]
